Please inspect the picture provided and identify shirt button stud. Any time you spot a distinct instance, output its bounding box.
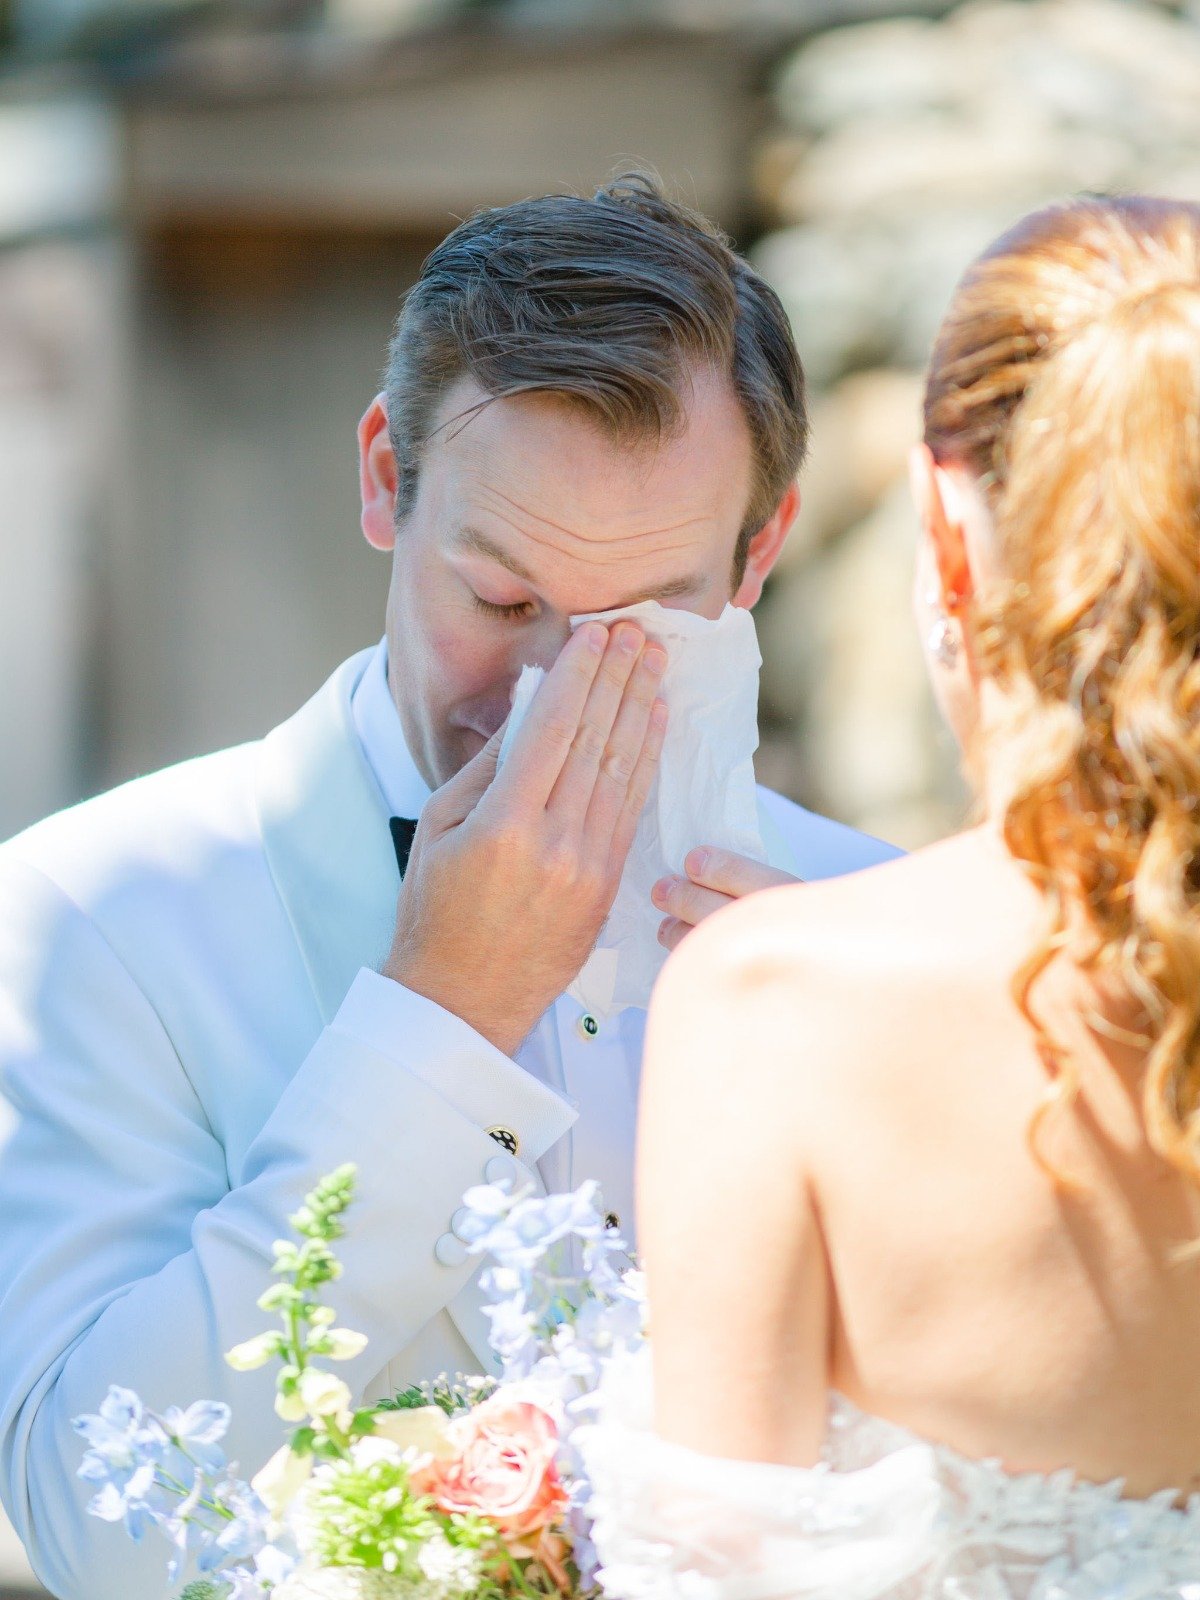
[486,1126,519,1156]
[604,1212,621,1231]
[577,1013,600,1040]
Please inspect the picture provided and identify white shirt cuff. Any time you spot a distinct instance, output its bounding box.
[331,967,576,1165]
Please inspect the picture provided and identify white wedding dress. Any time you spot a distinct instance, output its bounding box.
[579,1351,1200,1600]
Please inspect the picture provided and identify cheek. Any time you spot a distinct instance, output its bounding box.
[425,615,508,699]
[388,539,513,712]
[394,563,488,691]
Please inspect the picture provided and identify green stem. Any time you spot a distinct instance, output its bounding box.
[321,1416,352,1459]
[288,1304,307,1374]
[152,1470,236,1523]
[494,1540,549,1600]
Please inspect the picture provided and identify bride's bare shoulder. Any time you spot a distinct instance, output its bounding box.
[683,829,1026,970]
[649,827,1040,1082]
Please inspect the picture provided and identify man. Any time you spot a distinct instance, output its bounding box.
[0,175,896,1599]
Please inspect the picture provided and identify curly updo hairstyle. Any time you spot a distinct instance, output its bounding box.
[924,196,1200,1185]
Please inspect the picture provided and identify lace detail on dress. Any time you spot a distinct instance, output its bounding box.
[577,1350,1200,1600]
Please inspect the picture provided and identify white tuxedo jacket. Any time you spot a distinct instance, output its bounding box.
[0,650,898,1599]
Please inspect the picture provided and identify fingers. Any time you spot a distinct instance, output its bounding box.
[490,623,610,811]
[426,718,509,832]
[651,875,730,928]
[546,623,649,820]
[681,849,801,899]
[657,916,689,952]
[578,640,667,845]
[650,852,801,929]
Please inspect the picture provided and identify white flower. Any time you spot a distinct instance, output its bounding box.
[349,1435,404,1469]
[298,1369,353,1419]
[370,1406,456,1462]
[418,1533,482,1594]
[225,1332,278,1371]
[252,1443,314,1522]
[275,1389,308,1423]
[274,1567,430,1599]
[325,1327,369,1361]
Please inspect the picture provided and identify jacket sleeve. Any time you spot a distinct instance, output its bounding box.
[0,859,571,1600]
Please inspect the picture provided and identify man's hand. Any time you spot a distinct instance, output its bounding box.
[651,848,801,953]
[384,622,667,1056]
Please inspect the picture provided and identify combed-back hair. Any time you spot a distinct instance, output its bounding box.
[384,172,808,587]
[924,196,1200,1185]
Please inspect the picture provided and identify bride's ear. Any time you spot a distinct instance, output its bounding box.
[908,444,975,614]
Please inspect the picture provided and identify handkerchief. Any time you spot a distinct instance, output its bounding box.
[498,600,766,1016]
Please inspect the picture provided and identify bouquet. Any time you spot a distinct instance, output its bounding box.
[73,1168,646,1599]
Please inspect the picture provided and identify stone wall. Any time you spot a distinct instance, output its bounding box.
[751,0,1200,848]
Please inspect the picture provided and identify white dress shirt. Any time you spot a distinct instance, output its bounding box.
[347,638,642,1238]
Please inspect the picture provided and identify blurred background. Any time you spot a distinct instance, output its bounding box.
[2,0,1200,1584]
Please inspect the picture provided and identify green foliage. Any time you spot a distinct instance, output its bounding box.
[227,1163,362,1454]
[290,1164,358,1242]
[380,1376,496,1416]
[303,1456,442,1574]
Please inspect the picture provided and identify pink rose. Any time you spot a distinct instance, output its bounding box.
[412,1393,569,1541]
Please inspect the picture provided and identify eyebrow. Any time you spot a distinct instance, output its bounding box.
[457,525,537,582]
[455,524,705,609]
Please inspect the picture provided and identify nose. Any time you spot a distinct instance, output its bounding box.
[511,610,574,676]
[483,611,573,732]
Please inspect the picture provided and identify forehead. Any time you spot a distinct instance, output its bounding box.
[421,372,754,566]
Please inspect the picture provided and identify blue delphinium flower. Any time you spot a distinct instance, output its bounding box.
[459,1177,649,1585]
[160,1402,231,1476]
[480,1284,541,1375]
[457,1178,608,1267]
[74,1386,172,1541]
[202,1478,271,1570]
[159,1466,209,1584]
[213,1541,296,1599]
[73,1385,272,1587]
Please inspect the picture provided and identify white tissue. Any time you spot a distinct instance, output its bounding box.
[497,600,766,1017]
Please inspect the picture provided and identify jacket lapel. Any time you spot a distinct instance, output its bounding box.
[256,650,400,1025]
[256,655,558,1377]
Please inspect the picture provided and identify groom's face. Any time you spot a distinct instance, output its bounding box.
[370,370,769,791]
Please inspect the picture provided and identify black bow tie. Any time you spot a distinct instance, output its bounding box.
[389,817,417,878]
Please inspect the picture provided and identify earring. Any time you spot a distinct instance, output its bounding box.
[928,613,959,668]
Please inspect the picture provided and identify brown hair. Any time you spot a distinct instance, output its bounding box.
[384,173,808,588]
[924,196,1200,1186]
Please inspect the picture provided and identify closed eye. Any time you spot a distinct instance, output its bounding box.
[472,594,536,621]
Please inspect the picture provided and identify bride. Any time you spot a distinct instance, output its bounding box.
[582,195,1200,1596]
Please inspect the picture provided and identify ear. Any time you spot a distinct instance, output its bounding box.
[731,481,801,609]
[358,393,399,553]
[907,444,974,612]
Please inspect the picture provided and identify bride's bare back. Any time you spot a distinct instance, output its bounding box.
[640,827,1200,1500]
[639,196,1200,1509]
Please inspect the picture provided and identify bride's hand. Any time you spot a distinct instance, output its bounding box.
[651,848,801,951]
